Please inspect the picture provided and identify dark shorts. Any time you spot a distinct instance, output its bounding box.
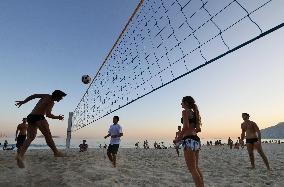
[246,138,258,144]
[27,114,45,125]
[107,144,119,154]
[16,135,26,148]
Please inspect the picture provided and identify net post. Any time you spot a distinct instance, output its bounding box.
[66,112,73,149]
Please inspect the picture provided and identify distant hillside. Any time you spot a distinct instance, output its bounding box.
[260,122,284,139]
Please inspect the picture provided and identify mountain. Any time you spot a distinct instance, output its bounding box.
[260,122,284,139]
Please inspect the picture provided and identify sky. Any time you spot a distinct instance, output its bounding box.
[0,0,284,142]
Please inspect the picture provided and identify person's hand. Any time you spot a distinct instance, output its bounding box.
[15,137,17,141]
[15,101,25,108]
[58,115,64,120]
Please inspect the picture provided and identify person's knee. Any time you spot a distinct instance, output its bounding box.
[42,131,52,138]
[188,164,197,173]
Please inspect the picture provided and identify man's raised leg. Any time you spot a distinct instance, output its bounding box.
[38,120,64,157]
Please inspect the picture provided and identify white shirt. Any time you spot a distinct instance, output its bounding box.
[108,123,123,145]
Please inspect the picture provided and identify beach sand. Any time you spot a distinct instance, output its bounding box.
[0,144,283,187]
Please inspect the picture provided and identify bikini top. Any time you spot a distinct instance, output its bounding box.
[181,109,197,128]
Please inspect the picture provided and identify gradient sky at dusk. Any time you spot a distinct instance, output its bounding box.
[0,0,283,142]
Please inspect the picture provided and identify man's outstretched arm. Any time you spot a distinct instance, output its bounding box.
[104,134,111,139]
[15,94,47,107]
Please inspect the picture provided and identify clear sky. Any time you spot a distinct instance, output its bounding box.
[0,0,283,141]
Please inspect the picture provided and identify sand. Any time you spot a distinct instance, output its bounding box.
[0,144,283,187]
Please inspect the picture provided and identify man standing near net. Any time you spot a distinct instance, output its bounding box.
[241,113,270,170]
[104,116,123,167]
[15,90,67,168]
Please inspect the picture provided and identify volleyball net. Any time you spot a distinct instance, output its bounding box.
[71,0,284,132]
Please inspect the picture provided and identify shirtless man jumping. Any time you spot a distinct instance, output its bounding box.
[15,118,28,153]
[241,113,270,170]
[15,90,67,168]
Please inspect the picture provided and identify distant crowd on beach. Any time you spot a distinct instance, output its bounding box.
[78,140,170,151]
[205,137,245,149]
[205,138,283,149]
[76,138,283,152]
[134,140,168,149]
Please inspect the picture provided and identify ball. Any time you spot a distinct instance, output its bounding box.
[82,75,91,84]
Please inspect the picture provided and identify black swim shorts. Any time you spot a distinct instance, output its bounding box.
[246,138,258,144]
[27,114,45,124]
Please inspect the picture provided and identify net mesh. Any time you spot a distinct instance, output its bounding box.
[72,0,284,131]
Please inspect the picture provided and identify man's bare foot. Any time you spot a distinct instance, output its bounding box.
[54,151,66,157]
[16,155,25,168]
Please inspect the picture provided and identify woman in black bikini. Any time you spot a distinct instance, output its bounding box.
[174,96,204,187]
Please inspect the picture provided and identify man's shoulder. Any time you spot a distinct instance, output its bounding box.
[18,123,26,127]
[34,94,50,99]
[44,95,55,105]
[250,121,259,128]
[46,95,53,100]
[117,124,122,129]
[241,122,247,128]
[250,120,257,124]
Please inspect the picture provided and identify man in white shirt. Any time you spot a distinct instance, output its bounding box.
[104,116,123,167]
